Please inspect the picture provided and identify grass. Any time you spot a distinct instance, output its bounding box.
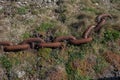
[37,48,53,79]
[36,21,56,32]
[103,29,120,42]
[65,60,92,80]
[1,0,120,79]
[82,7,99,14]
[73,72,92,80]
[38,48,52,60]
[22,32,31,39]
[93,56,108,73]
[50,49,65,64]
[0,56,12,71]
[58,13,66,23]
[17,7,28,15]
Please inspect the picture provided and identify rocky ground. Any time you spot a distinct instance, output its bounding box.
[0,0,120,80]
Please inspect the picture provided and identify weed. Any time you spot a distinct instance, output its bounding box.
[93,56,108,73]
[67,45,86,60]
[103,29,120,42]
[37,48,53,79]
[65,60,75,78]
[22,32,31,39]
[38,48,52,59]
[17,7,28,15]
[36,22,55,32]
[58,13,66,23]
[0,56,12,71]
[66,61,92,80]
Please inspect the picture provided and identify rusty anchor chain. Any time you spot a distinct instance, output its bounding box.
[0,14,112,52]
[95,14,112,23]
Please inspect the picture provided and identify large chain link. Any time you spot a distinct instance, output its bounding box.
[0,14,112,52]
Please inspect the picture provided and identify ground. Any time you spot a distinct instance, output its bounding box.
[0,0,120,80]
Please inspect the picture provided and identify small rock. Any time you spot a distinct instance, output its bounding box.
[16,70,26,78]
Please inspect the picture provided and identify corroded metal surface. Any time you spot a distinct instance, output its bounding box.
[95,14,112,23]
[0,14,111,52]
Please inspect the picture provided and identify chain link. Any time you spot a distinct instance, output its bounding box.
[0,14,111,52]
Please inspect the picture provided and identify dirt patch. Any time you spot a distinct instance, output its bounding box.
[103,51,120,70]
[45,65,68,80]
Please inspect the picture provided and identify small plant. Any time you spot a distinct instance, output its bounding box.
[0,56,12,71]
[65,60,75,78]
[66,62,92,80]
[17,7,28,15]
[22,32,31,39]
[38,48,52,59]
[36,22,55,32]
[103,29,120,42]
[93,56,108,73]
[58,13,66,23]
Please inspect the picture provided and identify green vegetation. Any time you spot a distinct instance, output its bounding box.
[0,56,12,71]
[93,56,108,73]
[22,32,31,39]
[36,22,56,32]
[38,48,52,59]
[1,0,120,79]
[0,8,4,14]
[73,72,92,80]
[103,29,120,42]
[17,7,28,15]
[82,7,99,14]
[66,60,92,80]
